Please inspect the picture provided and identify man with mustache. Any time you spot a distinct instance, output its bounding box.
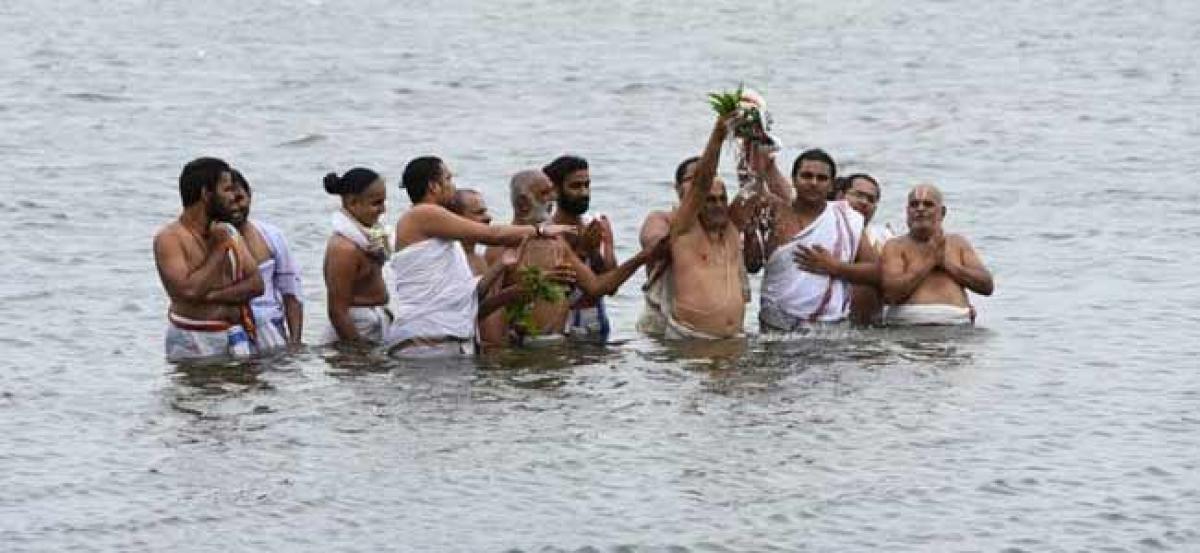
[227,170,304,352]
[485,168,663,346]
[640,113,752,339]
[544,155,618,340]
[154,157,264,361]
[880,184,994,325]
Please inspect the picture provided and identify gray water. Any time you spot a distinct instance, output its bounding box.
[3,0,1200,551]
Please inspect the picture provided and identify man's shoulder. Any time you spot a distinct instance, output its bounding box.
[153,220,184,246]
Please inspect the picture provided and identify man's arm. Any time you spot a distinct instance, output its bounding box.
[880,240,938,305]
[283,295,303,345]
[671,115,729,238]
[792,234,881,286]
[153,230,230,302]
[324,241,364,343]
[401,205,575,249]
[203,237,265,304]
[943,236,994,296]
[565,238,661,297]
[595,216,618,272]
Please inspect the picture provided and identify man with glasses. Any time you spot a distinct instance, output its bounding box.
[746,149,879,331]
[842,173,895,255]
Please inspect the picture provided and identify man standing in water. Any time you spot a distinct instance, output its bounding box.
[228,170,304,351]
[544,155,618,340]
[322,167,391,346]
[154,157,264,361]
[388,157,576,356]
[640,113,750,339]
[751,149,879,331]
[880,184,994,325]
[483,168,662,346]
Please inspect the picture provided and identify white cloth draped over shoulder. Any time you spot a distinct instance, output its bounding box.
[760,201,864,330]
[384,238,479,347]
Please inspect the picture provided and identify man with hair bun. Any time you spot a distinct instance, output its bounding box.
[154,157,264,362]
[322,167,391,345]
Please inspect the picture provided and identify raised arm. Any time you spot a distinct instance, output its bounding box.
[671,116,729,238]
[943,236,994,296]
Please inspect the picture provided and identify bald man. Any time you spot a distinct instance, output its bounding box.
[880,184,994,325]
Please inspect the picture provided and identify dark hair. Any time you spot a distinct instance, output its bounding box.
[323,167,380,196]
[401,156,444,204]
[844,173,880,197]
[829,176,849,200]
[791,148,837,181]
[179,157,231,207]
[231,169,251,197]
[448,188,480,216]
[542,155,588,189]
[674,156,701,188]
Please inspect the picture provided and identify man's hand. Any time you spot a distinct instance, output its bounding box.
[546,264,577,287]
[747,143,776,176]
[794,244,840,276]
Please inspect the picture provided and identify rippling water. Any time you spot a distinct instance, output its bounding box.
[3,0,1199,551]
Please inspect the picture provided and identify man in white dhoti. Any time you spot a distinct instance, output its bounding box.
[229,170,304,353]
[639,113,750,340]
[154,157,264,362]
[322,168,392,345]
[880,184,994,326]
[388,156,575,357]
[747,149,880,332]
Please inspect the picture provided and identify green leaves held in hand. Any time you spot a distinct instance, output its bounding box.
[503,266,567,337]
[708,83,744,115]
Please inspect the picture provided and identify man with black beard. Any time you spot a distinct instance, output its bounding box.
[544,155,618,340]
[227,170,304,352]
[153,157,264,361]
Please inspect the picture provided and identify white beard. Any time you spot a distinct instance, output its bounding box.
[528,200,553,224]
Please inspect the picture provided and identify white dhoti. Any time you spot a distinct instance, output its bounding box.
[884,304,974,326]
[165,313,253,362]
[760,201,864,331]
[322,306,392,345]
[384,238,478,354]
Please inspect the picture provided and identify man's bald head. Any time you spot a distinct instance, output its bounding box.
[906,183,947,239]
[909,184,944,205]
[509,169,555,224]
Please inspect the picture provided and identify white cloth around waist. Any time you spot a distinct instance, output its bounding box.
[384,238,478,347]
[761,201,863,325]
[884,304,974,326]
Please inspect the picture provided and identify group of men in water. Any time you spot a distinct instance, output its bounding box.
[153,111,993,362]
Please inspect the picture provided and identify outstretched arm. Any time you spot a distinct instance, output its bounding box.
[399,205,575,249]
[943,236,994,296]
[566,238,660,297]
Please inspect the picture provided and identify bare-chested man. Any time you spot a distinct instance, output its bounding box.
[484,169,662,346]
[639,113,750,339]
[544,155,619,340]
[880,184,994,325]
[154,157,264,362]
[322,167,391,346]
[388,157,576,357]
[229,170,303,352]
[638,156,699,279]
[745,148,880,331]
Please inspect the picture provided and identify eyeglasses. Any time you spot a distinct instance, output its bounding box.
[796,171,830,183]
